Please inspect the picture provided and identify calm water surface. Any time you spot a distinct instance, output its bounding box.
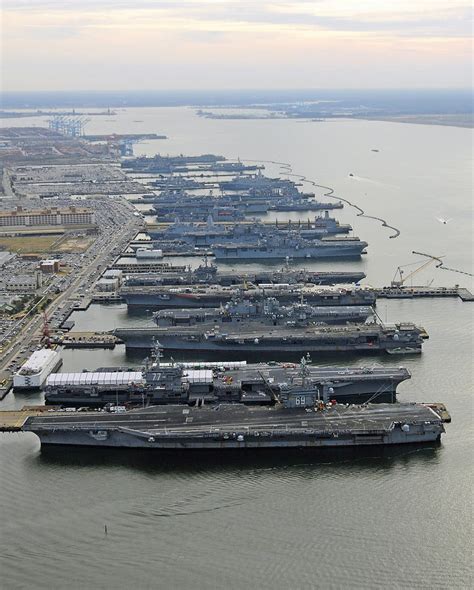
[0,108,472,589]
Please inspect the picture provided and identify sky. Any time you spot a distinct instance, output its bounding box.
[1,0,472,92]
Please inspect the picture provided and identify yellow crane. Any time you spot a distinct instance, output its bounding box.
[391,252,443,287]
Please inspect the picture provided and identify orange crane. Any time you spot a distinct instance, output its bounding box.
[41,311,51,348]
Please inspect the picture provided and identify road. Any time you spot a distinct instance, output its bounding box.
[0,198,142,381]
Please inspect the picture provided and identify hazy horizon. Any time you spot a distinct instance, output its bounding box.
[2,1,472,93]
[1,88,472,114]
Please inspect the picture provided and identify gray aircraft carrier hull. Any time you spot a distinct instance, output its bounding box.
[44,365,411,407]
[23,403,447,450]
[121,289,377,309]
[112,325,425,355]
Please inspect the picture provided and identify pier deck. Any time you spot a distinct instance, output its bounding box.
[54,332,119,349]
[376,286,473,301]
[0,408,49,432]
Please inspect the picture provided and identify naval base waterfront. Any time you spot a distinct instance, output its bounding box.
[0,108,472,590]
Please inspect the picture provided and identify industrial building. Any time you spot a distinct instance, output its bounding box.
[39,259,60,273]
[6,272,43,292]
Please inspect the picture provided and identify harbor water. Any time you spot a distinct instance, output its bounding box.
[0,108,472,589]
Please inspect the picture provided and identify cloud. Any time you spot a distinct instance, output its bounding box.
[2,1,472,38]
[2,1,471,90]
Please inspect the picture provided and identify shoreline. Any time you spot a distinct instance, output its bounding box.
[352,114,473,129]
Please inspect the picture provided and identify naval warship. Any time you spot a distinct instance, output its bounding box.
[151,194,342,220]
[158,207,245,222]
[22,398,450,450]
[120,284,377,309]
[112,320,427,354]
[122,153,225,173]
[43,355,412,407]
[213,235,368,260]
[147,214,351,248]
[122,266,367,287]
[153,297,374,327]
[219,171,298,191]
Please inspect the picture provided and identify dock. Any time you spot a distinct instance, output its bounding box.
[54,332,119,349]
[91,294,124,303]
[0,380,12,401]
[376,286,473,302]
[71,298,92,311]
[111,261,187,273]
[84,133,167,141]
[0,407,49,432]
[161,250,214,257]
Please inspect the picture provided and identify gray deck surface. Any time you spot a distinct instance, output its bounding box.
[223,364,410,383]
[26,403,440,435]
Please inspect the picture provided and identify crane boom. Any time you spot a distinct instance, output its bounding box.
[391,253,443,287]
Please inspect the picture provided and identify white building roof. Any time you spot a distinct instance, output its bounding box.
[103,269,122,277]
[47,372,144,387]
[96,278,118,285]
[19,349,60,374]
[182,369,213,384]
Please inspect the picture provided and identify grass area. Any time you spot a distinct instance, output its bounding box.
[0,235,59,254]
[56,235,94,253]
[0,233,94,254]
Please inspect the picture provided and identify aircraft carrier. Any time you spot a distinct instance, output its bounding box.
[153,297,374,327]
[112,321,427,354]
[146,213,352,246]
[22,399,450,450]
[122,267,367,287]
[43,361,411,407]
[213,235,368,261]
[120,284,377,309]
